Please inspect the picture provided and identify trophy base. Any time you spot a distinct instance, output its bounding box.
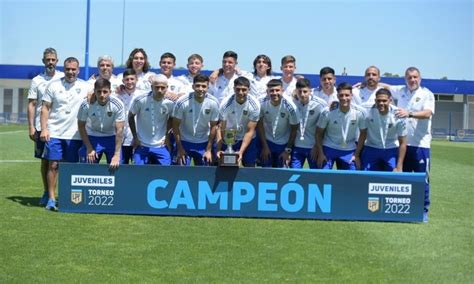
[219,153,240,167]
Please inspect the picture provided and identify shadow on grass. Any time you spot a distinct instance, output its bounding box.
[7,196,43,207]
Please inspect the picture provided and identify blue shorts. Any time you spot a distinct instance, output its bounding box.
[78,135,117,164]
[404,146,431,211]
[322,146,356,170]
[260,140,286,168]
[34,131,46,159]
[179,140,211,166]
[361,146,398,171]
[133,145,171,165]
[121,145,133,164]
[222,138,257,167]
[291,146,317,169]
[43,138,82,162]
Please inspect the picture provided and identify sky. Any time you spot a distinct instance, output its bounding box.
[0,0,473,80]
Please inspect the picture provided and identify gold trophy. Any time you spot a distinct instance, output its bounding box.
[219,128,239,167]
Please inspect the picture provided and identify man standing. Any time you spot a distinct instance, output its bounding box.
[77,78,124,169]
[312,66,338,107]
[87,55,121,94]
[158,52,185,102]
[316,82,367,170]
[40,57,89,210]
[217,77,261,167]
[115,69,144,164]
[27,47,64,205]
[390,67,435,222]
[258,79,299,168]
[209,51,243,102]
[176,54,205,95]
[352,66,382,112]
[291,79,326,169]
[360,89,407,172]
[173,74,219,166]
[128,75,174,165]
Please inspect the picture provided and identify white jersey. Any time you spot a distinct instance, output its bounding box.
[219,94,261,141]
[173,93,220,143]
[117,71,156,93]
[259,96,300,145]
[42,78,89,140]
[312,86,337,107]
[248,74,277,99]
[352,86,381,112]
[317,106,367,151]
[166,75,185,95]
[365,105,407,149]
[209,73,240,102]
[281,76,297,99]
[115,89,146,146]
[87,75,122,95]
[129,92,174,148]
[176,74,194,94]
[293,96,326,149]
[27,71,64,131]
[77,96,125,137]
[390,85,435,148]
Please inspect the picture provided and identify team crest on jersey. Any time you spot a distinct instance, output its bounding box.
[309,110,315,115]
[280,112,286,118]
[243,110,248,116]
[145,108,150,112]
[415,97,421,102]
[92,112,96,116]
[107,111,112,117]
[351,120,356,125]
[170,86,175,91]
[205,109,211,115]
[388,123,393,128]
[161,107,167,114]
[76,88,81,94]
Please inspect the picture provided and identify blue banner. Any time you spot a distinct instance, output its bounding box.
[59,164,425,222]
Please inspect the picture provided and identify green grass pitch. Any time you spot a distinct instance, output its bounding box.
[0,125,472,282]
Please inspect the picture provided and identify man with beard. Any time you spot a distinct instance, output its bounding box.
[27,47,64,206]
[352,66,383,112]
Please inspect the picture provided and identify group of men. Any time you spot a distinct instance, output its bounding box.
[28,48,434,222]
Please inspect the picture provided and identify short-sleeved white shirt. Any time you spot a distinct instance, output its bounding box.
[77,96,125,137]
[28,71,64,131]
[248,74,277,99]
[259,96,300,145]
[166,75,185,95]
[390,85,435,148]
[209,73,239,102]
[173,93,220,143]
[352,86,381,112]
[42,78,89,140]
[365,105,407,149]
[317,106,367,151]
[312,86,337,107]
[87,75,122,95]
[115,89,146,146]
[129,92,174,147]
[280,76,297,99]
[293,96,326,149]
[117,71,156,93]
[176,74,194,94]
[219,94,261,141]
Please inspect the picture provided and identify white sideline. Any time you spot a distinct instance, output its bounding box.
[0,130,26,135]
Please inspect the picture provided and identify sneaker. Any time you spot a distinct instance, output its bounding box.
[39,191,49,206]
[423,212,428,223]
[45,199,57,211]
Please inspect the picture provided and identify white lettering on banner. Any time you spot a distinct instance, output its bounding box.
[368,183,412,195]
[71,175,115,187]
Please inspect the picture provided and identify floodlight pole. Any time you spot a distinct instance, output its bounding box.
[84,0,91,79]
[121,0,126,66]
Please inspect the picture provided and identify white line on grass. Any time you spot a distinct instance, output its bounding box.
[0,130,27,135]
[0,160,37,163]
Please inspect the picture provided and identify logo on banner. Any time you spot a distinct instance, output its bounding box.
[368,197,379,212]
[71,189,83,204]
